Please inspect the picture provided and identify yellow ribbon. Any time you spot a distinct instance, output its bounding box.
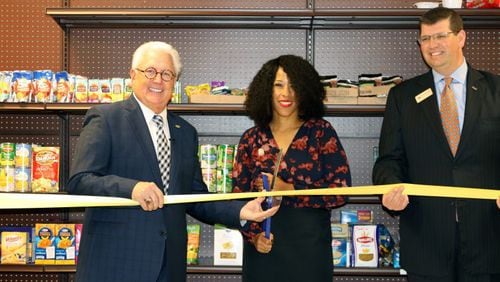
[0,183,498,209]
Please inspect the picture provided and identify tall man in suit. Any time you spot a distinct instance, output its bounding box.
[373,7,500,282]
[67,41,279,282]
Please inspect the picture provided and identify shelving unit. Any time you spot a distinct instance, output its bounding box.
[1,1,498,281]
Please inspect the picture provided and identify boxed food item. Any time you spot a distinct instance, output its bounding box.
[54,224,76,265]
[340,209,373,224]
[213,225,243,266]
[34,224,55,265]
[31,146,60,193]
[1,231,29,264]
[75,224,83,265]
[186,224,200,265]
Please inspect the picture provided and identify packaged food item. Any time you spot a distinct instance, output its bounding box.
[88,79,100,103]
[54,224,76,265]
[466,0,499,8]
[124,78,133,100]
[100,79,112,103]
[33,70,53,102]
[1,231,28,264]
[54,71,70,103]
[213,225,243,266]
[74,76,88,103]
[352,225,378,267]
[34,224,55,265]
[186,224,200,265]
[31,146,60,193]
[0,71,13,102]
[110,78,124,102]
[11,71,33,102]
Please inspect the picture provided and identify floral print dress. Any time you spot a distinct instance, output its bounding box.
[232,118,351,282]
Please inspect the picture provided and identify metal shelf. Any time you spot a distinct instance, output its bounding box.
[46,8,313,29]
[1,103,385,116]
[46,8,500,29]
[0,265,405,276]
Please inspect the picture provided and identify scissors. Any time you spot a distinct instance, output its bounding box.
[263,148,283,239]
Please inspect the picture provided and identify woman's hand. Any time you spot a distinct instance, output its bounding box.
[252,232,274,253]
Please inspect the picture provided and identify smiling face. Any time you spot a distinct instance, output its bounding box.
[272,67,299,120]
[130,48,176,113]
[420,18,465,76]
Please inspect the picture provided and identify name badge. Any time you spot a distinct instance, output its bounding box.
[415,88,433,104]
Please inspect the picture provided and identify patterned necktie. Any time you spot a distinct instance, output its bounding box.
[439,77,460,156]
[152,115,170,191]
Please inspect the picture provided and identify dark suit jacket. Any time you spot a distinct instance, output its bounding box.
[373,67,500,275]
[67,96,245,282]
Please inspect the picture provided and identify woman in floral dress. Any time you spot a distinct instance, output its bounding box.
[232,54,352,282]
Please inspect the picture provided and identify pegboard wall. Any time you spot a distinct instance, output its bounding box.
[68,29,308,88]
[0,0,62,71]
[1,0,497,281]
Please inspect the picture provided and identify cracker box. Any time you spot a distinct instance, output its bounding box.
[31,146,60,193]
[213,225,243,266]
[34,224,55,265]
[1,231,28,264]
[54,224,76,265]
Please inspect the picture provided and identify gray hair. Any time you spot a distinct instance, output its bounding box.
[131,41,182,78]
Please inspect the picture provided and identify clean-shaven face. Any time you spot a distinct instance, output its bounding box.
[130,49,176,113]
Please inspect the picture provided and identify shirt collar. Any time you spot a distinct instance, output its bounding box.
[133,94,167,125]
[433,58,468,86]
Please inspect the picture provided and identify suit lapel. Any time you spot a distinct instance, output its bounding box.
[454,68,483,159]
[166,112,182,194]
[123,97,163,187]
[416,71,453,156]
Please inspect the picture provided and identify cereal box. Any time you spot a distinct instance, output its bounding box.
[34,224,55,265]
[54,224,76,265]
[31,146,60,193]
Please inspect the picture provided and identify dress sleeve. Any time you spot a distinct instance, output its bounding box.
[290,121,351,209]
[232,129,265,243]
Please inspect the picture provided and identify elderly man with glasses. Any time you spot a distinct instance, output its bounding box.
[67,41,279,282]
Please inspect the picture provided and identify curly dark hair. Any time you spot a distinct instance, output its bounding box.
[244,55,326,128]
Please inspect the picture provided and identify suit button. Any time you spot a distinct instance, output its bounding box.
[160,231,167,238]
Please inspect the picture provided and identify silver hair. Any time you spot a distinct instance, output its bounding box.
[131,41,182,78]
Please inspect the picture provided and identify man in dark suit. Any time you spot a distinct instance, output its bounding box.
[373,7,500,282]
[67,41,278,282]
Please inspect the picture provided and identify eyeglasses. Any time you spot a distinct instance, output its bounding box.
[418,31,456,45]
[135,67,176,82]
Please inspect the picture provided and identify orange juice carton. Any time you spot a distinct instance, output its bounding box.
[55,224,76,265]
[34,224,55,264]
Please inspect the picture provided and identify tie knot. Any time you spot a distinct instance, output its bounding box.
[444,77,453,87]
[152,115,163,128]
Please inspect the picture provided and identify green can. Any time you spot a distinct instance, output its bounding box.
[217,144,235,170]
[1,143,15,166]
[199,144,217,169]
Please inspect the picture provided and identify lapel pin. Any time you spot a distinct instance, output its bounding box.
[175,124,181,128]
[472,86,478,91]
[415,88,433,104]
